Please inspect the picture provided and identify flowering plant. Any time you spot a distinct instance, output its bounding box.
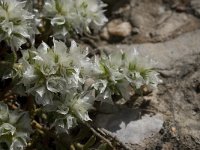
[15,39,161,133]
[0,0,34,50]
[0,0,162,149]
[0,102,32,150]
[15,39,95,132]
[42,0,107,39]
[91,49,161,101]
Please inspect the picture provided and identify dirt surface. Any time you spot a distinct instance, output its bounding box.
[93,0,200,149]
[155,54,200,150]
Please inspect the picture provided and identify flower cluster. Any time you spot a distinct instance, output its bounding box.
[91,49,161,101]
[42,0,107,39]
[0,102,32,150]
[0,0,34,50]
[16,40,161,132]
[17,39,94,132]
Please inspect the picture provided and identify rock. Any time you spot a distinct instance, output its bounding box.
[107,19,132,37]
[132,27,140,34]
[100,19,132,41]
[95,108,163,147]
[125,0,200,43]
[99,29,200,69]
[191,0,200,16]
[151,13,193,40]
[130,14,147,29]
[162,142,173,150]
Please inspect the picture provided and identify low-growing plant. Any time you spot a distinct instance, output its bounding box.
[0,102,32,150]
[41,0,108,40]
[0,0,161,149]
[0,0,34,50]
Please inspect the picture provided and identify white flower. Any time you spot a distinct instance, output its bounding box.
[52,114,77,134]
[122,49,162,89]
[92,80,107,94]
[49,91,94,133]
[35,90,54,105]
[0,0,34,49]
[53,39,68,64]
[75,0,108,27]
[17,40,91,107]
[69,68,85,88]
[68,93,94,121]
[43,0,107,39]
[0,102,32,150]
[89,49,162,102]
[22,64,38,86]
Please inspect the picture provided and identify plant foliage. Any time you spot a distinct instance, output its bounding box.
[0,0,161,149]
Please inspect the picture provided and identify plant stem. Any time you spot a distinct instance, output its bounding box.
[0,61,12,65]
[83,121,115,149]
[12,49,17,63]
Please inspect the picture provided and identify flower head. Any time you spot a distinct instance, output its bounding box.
[17,39,89,106]
[0,102,32,150]
[90,49,162,101]
[0,0,34,50]
[43,0,107,39]
[48,91,94,133]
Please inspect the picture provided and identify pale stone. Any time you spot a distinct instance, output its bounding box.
[191,0,200,16]
[107,19,132,37]
[95,108,163,146]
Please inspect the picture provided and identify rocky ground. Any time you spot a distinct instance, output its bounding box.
[92,0,200,149]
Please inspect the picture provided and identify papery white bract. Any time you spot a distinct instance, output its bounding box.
[123,49,162,89]
[0,0,34,50]
[17,39,89,106]
[43,0,107,39]
[46,76,67,93]
[90,49,162,102]
[49,91,94,133]
[52,114,77,134]
[68,93,94,121]
[0,102,32,150]
[16,39,94,130]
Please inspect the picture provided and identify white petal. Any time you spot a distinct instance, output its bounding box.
[35,86,46,98]
[53,39,67,55]
[70,40,77,50]
[37,42,49,54]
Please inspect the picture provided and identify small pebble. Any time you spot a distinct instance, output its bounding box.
[107,19,132,37]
